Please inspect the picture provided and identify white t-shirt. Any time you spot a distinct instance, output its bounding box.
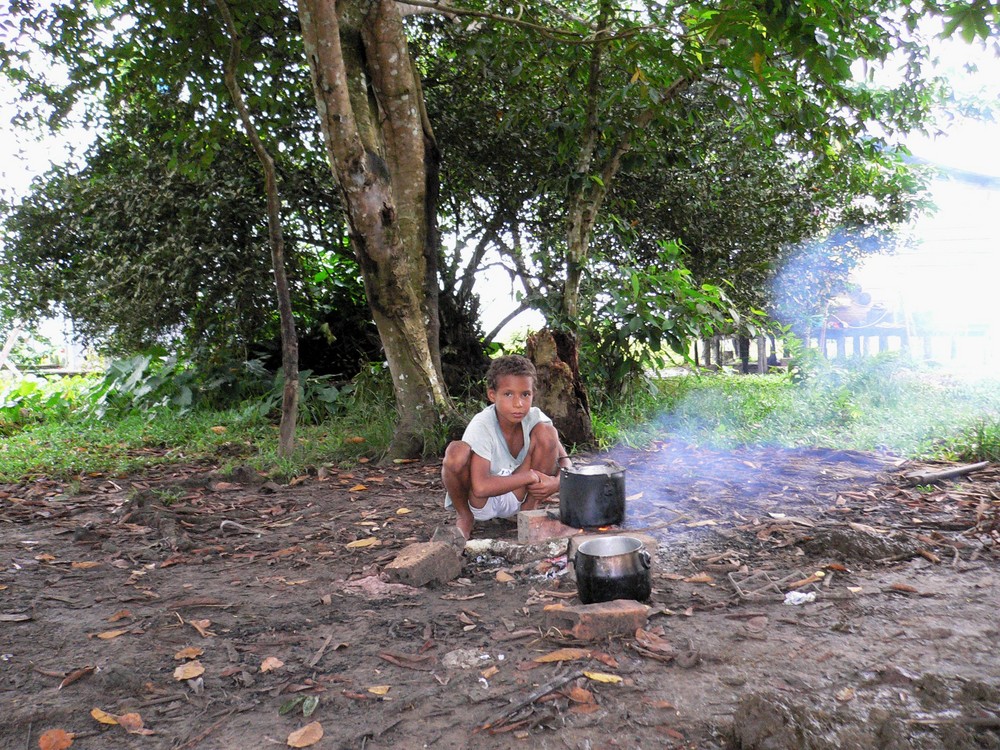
[444,404,552,508]
[463,404,551,477]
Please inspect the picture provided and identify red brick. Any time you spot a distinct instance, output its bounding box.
[543,600,650,641]
[517,509,581,544]
[382,541,462,586]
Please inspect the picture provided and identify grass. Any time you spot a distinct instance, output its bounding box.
[2,352,999,482]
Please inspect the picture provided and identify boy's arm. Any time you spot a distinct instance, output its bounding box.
[469,452,538,500]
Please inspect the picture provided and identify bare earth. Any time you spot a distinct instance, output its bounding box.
[2,442,999,750]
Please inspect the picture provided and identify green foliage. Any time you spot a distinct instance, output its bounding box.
[580,240,763,393]
[942,419,1000,463]
[0,375,88,435]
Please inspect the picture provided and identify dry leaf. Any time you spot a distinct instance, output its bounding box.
[635,628,675,655]
[565,686,595,704]
[287,721,324,747]
[346,537,379,549]
[348,484,368,492]
[35,553,56,562]
[117,713,154,735]
[889,583,918,593]
[90,708,119,725]
[188,618,215,637]
[583,671,623,684]
[396,508,412,515]
[38,728,74,750]
[70,561,101,570]
[835,687,856,702]
[533,648,591,663]
[684,573,714,584]
[107,610,132,623]
[58,665,96,690]
[345,436,366,444]
[367,685,391,696]
[210,425,227,434]
[173,660,205,681]
[495,571,515,583]
[261,656,284,673]
[174,646,204,660]
[96,629,128,640]
[481,666,499,679]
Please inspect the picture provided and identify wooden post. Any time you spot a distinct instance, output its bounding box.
[756,335,767,374]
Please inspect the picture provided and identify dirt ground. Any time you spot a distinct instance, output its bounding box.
[2,441,1000,750]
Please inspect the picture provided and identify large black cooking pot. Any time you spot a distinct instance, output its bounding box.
[574,535,652,604]
[559,463,626,528]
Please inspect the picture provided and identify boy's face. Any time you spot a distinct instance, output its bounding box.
[488,374,534,427]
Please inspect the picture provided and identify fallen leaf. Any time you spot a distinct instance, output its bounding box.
[174,646,204,660]
[346,537,379,549]
[565,686,595,704]
[210,425,227,434]
[35,553,56,562]
[583,671,623,684]
[279,696,306,716]
[96,629,128,640]
[107,610,132,622]
[90,708,119,725]
[495,571,515,583]
[684,573,714,584]
[58,666,96,690]
[70,561,101,570]
[345,436,366,443]
[889,583,918,594]
[348,484,368,492]
[377,651,436,671]
[188,618,215,637]
[396,508,412,515]
[173,660,205,681]
[38,728,74,750]
[117,713,154,735]
[287,721,324,747]
[481,666,499,679]
[367,685,391,695]
[302,695,320,718]
[532,648,591,663]
[835,687,856,702]
[635,628,675,655]
[261,656,285,673]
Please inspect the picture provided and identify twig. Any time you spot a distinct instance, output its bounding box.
[219,519,266,536]
[902,462,990,487]
[475,668,584,733]
[175,709,237,749]
[907,716,1000,728]
[308,630,335,668]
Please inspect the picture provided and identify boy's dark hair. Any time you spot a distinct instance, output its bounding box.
[486,355,537,391]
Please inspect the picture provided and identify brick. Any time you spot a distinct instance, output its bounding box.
[543,600,650,641]
[382,541,462,587]
[517,509,581,544]
[566,532,659,560]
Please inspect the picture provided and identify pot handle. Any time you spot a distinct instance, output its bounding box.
[639,549,651,569]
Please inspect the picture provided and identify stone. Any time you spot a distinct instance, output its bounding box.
[517,509,581,544]
[382,541,462,587]
[543,599,650,641]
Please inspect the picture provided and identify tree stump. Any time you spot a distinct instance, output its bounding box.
[526,329,595,448]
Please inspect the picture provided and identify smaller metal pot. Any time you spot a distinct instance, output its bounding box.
[574,535,652,605]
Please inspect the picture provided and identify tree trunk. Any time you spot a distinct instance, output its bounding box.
[215,0,299,456]
[297,0,450,457]
[526,329,594,448]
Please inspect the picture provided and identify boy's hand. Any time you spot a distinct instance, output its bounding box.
[526,473,558,501]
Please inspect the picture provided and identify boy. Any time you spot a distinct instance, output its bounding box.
[442,354,571,540]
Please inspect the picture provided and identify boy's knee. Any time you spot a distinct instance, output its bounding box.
[443,440,472,472]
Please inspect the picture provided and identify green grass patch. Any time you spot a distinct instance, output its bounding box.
[3,353,999,482]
